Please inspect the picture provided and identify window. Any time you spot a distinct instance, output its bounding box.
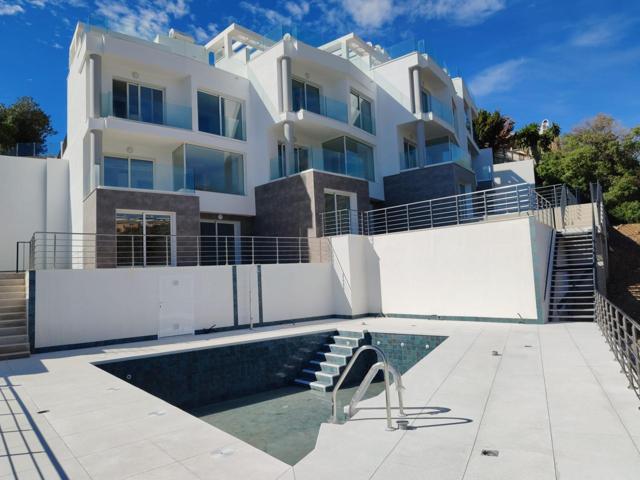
[402,139,417,169]
[292,79,321,114]
[112,80,164,124]
[277,143,311,176]
[197,91,245,140]
[103,156,154,189]
[116,211,173,267]
[321,136,374,181]
[350,91,374,133]
[420,88,431,112]
[173,144,244,195]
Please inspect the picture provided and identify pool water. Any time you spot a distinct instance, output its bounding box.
[190,382,386,465]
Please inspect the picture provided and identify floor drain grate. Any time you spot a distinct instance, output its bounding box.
[481,449,499,457]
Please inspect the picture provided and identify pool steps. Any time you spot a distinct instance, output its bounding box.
[0,272,29,360]
[294,330,366,392]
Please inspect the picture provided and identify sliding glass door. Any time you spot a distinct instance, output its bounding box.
[200,221,239,265]
[116,211,174,267]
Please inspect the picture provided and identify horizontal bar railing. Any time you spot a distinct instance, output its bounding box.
[595,291,640,402]
[321,183,558,236]
[29,233,330,270]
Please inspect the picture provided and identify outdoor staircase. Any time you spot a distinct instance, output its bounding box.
[294,331,365,392]
[0,272,30,359]
[548,230,595,321]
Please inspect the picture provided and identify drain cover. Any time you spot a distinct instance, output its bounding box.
[481,449,499,457]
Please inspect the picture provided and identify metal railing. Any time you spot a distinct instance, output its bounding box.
[27,232,329,270]
[15,241,31,272]
[595,291,640,402]
[535,184,578,208]
[321,183,557,236]
[330,345,405,430]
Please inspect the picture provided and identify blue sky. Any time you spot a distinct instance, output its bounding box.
[1,0,639,148]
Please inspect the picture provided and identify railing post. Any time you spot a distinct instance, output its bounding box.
[52,233,57,270]
[276,237,280,263]
[252,237,255,265]
[428,200,433,228]
[483,190,488,221]
[197,236,200,266]
[131,236,134,267]
[405,205,410,231]
[455,196,460,225]
[299,237,302,263]
[15,242,19,273]
[384,209,388,234]
[165,236,169,266]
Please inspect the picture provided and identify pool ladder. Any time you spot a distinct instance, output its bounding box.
[330,345,405,431]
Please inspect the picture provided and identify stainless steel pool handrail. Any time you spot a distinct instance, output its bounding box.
[330,345,401,431]
[347,361,405,420]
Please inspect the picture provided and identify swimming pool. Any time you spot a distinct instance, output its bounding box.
[97,329,446,465]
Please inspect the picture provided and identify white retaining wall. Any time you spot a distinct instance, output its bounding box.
[33,216,552,350]
[0,156,70,271]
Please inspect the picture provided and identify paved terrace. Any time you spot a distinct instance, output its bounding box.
[0,318,639,479]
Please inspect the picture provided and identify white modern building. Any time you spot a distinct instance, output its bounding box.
[0,21,497,271]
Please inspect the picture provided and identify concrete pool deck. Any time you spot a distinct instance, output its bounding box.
[0,318,639,479]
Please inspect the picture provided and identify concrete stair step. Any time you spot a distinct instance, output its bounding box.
[0,342,30,355]
[0,273,25,280]
[0,334,28,346]
[325,343,355,356]
[309,359,342,375]
[0,285,25,293]
[0,312,26,321]
[0,325,27,336]
[333,336,361,348]
[337,330,365,340]
[0,279,25,287]
[0,305,26,314]
[0,299,25,308]
[0,292,24,301]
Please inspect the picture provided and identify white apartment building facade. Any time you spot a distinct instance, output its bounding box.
[0,21,494,270]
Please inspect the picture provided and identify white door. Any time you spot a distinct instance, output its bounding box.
[158,275,194,338]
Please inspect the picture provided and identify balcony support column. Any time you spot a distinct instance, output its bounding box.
[410,67,422,115]
[281,56,292,113]
[89,129,103,190]
[416,121,427,167]
[88,54,102,118]
[283,121,294,175]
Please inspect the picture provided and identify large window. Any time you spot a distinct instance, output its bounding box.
[103,156,154,189]
[292,79,321,114]
[350,91,374,134]
[112,80,163,124]
[116,211,173,267]
[321,136,374,181]
[277,143,311,176]
[402,139,417,170]
[173,144,244,195]
[197,91,245,140]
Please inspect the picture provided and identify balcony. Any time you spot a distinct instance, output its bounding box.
[93,161,194,194]
[292,93,348,124]
[101,92,192,130]
[426,141,471,170]
[270,138,374,182]
[421,92,454,127]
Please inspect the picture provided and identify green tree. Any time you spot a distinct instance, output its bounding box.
[536,114,640,224]
[513,122,560,161]
[0,97,56,154]
[472,109,515,150]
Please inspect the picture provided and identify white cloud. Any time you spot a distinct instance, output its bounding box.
[0,2,24,15]
[570,16,635,47]
[341,0,396,29]
[95,0,191,39]
[191,22,218,43]
[469,58,527,97]
[240,1,291,25]
[285,1,310,20]
[414,0,506,26]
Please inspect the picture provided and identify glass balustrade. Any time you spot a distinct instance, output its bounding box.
[92,162,195,194]
[101,92,192,130]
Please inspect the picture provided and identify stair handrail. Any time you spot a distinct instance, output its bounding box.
[330,344,398,430]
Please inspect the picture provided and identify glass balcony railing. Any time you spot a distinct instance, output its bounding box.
[270,144,374,182]
[423,94,454,126]
[92,163,195,194]
[0,142,60,158]
[101,92,193,130]
[386,38,426,59]
[426,142,471,170]
[292,94,349,124]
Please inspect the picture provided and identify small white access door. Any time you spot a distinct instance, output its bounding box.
[158,275,195,338]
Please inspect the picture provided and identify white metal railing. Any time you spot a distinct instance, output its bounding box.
[27,232,329,270]
[321,183,557,237]
[535,184,578,208]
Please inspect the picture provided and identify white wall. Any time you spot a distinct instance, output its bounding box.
[35,266,234,349]
[0,156,70,271]
[493,159,536,186]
